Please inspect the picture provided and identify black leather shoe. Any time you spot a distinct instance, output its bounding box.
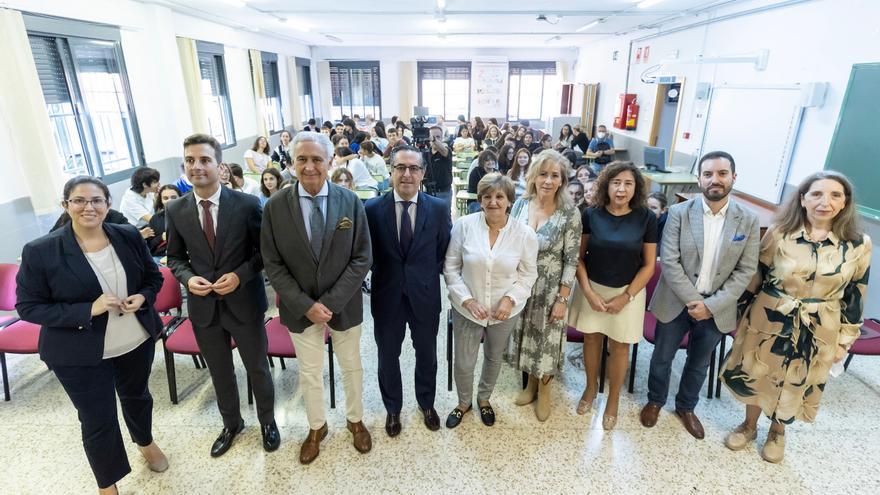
[479,404,496,426]
[261,421,280,452]
[421,408,440,431]
[445,406,470,429]
[385,413,402,437]
[211,421,245,457]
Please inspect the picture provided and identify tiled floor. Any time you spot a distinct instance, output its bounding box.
[1,287,879,494]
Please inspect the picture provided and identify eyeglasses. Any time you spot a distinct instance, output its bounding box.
[65,198,108,208]
[392,165,424,175]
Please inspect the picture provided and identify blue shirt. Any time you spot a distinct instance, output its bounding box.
[587,136,614,152]
[298,181,329,242]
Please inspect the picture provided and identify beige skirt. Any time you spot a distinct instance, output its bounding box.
[567,281,646,344]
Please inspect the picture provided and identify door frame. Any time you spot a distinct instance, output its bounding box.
[648,78,686,164]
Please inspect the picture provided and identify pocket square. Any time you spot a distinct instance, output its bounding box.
[732,234,746,241]
[336,217,353,230]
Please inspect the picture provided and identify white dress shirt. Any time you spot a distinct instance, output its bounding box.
[192,184,222,234]
[444,212,539,326]
[695,196,730,294]
[393,190,418,239]
[298,181,329,242]
[119,188,155,226]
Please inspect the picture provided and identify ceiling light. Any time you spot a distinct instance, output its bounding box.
[575,19,601,32]
[325,34,343,43]
[637,0,665,8]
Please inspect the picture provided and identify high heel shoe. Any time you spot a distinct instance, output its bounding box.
[576,390,595,415]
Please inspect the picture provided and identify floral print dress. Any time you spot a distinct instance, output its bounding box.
[504,198,581,378]
[721,226,872,423]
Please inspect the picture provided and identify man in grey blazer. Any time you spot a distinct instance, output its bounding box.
[640,151,760,439]
[261,131,373,465]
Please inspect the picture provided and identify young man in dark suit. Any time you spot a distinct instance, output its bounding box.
[165,133,278,457]
[364,145,451,437]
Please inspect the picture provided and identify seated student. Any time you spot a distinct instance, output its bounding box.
[538,134,554,153]
[583,178,598,207]
[359,141,390,190]
[259,168,282,207]
[468,145,497,177]
[334,122,345,138]
[228,163,261,197]
[521,132,541,154]
[562,149,581,170]
[119,167,160,236]
[453,125,476,154]
[646,191,669,249]
[587,124,615,172]
[396,120,413,140]
[472,116,487,150]
[334,146,378,190]
[146,184,181,259]
[342,117,358,142]
[331,133,350,150]
[557,124,574,150]
[483,125,502,150]
[497,143,516,176]
[244,136,272,173]
[303,118,318,132]
[351,131,369,153]
[575,164,596,188]
[330,167,355,191]
[382,127,408,160]
[321,121,334,137]
[508,148,532,198]
[172,162,193,194]
[467,150,498,213]
[270,130,293,170]
[571,125,590,154]
[370,125,389,153]
[218,162,234,188]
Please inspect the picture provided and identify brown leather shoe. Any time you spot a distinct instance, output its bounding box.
[347,421,372,454]
[640,403,662,428]
[675,410,705,439]
[299,423,328,465]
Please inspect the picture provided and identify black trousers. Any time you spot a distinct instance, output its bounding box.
[374,294,439,413]
[192,302,275,429]
[52,338,155,489]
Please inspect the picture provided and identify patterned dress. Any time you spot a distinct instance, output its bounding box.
[721,226,872,423]
[505,198,581,378]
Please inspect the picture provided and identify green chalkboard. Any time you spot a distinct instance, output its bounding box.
[824,63,880,220]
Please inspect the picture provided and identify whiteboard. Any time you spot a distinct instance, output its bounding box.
[470,61,508,119]
[700,85,804,204]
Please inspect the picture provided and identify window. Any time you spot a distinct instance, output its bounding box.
[329,61,380,121]
[418,62,471,121]
[28,33,144,179]
[196,41,236,146]
[295,57,314,124]
[253,51,284,133]
[507,62,558,123]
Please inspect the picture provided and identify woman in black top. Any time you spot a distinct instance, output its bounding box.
[567,161,657,430]
[270,129,293,170]
[571,125,590,154]
[497,143,516,176]
[466,150,498,213]
[146,184,181,259]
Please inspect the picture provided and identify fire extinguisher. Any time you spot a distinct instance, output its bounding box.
[625,99,639,130]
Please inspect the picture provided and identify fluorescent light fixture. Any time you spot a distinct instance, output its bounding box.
[638,0,665,8]
[325,34,343,43]
[576,19,600,32]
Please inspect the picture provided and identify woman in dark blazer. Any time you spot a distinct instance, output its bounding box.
[15,176,168,495]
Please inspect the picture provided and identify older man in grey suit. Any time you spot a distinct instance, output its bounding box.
[640,151,760,439]
[261,131,372,464]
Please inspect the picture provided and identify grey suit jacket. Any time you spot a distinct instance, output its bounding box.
[649,197,760,333]
[261,181,372,333]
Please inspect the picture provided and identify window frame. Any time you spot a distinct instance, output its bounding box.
[196,40,237,149]
[417,61,472,121]
[24,13,146,183]
[254,51,284,134]
[328,60,381,122]
[295,57,315,125]
[507,61,557,123]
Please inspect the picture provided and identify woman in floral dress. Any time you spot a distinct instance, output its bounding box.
[721,171,871,463]
[506,150,581,421]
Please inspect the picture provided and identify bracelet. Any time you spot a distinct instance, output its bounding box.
[555,295,568,305]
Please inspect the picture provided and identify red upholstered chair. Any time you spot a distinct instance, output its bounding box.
[844,318,880,370]
[0,263,42,401]
[265,295,336,408]
[156,267,242,404]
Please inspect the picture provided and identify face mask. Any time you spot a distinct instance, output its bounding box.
[597,132,606,139]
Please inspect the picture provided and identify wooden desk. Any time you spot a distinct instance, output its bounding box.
[452,176,467,195]
[583,148,627,160]
[643,170,699,201]
[676,191,776,237]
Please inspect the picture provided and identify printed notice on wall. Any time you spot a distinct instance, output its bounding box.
[471,61,509,119]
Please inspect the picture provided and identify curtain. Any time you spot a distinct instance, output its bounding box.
[556,59,571,84]
[0,8,65,214]
[249,49,269,137]
[286,56,303,130]
[316,60,332,121]
[398,61,417,121]
[176,37,208,134]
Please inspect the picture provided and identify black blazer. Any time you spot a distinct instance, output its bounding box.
[165,186,267,327]
[146,210,167,256]
[15,223,163,367]
[364,191,451,324]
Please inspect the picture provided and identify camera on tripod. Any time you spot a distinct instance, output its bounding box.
[410,116,432,148]
[408,109,438,195]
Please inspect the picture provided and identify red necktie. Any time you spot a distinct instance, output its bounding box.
[200,200,215,250]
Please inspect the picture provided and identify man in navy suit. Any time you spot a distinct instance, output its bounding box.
[365,145,452,436]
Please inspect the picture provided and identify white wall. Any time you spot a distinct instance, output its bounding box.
[312,46,578,120]
[573,0,880,183]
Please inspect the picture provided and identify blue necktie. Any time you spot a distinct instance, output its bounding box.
[309,196,324,258]
[399,201,413,254]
